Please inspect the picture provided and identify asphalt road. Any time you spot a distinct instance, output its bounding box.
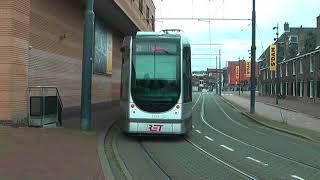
[108,92,320,180]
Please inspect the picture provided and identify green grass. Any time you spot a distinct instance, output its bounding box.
[220,96,320,143]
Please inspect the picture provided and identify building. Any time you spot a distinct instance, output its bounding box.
[191,69,223,91]
[0,0,155,124]
[259,15,320,103]
[192,70,207,91]
[227,60,259,90]
[206,68,223,91]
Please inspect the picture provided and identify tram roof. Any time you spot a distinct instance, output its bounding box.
[136,31,190,46]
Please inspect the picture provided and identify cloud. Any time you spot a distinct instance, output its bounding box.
[153,0,320,71]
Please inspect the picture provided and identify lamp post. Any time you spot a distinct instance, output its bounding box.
[250,0,256,113]
[273,23,279,104]
[239,57,241,95]
[81,0,95,131]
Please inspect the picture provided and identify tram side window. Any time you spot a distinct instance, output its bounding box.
[183,46,192,102]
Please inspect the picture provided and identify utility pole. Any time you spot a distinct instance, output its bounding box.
[216,55,218,94]
[81,0,95,130]
[238,57,241,96]
[250,0,256,113]
[273,23,279,104]
[219,49,222,96]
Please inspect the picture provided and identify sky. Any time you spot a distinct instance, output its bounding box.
[153,0,320,71]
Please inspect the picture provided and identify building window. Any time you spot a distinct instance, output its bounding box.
[285,63,288,76]
[299,59,303,74]
[309,80,314,98]
[94,18,113,75]
[280,82,283,95]
[151,15,155,31]
[300,81,304,97]
[310,55,315,73]
[317,81,320,98]
[270,70,273,79]
[275,70,277,78]
[280,64,283,77]
[266,70,269,79]
[146,6,150,23]
[293,81,296,96]
[139,0,143,13]
[292,61,296,75]
[285,82,289,96]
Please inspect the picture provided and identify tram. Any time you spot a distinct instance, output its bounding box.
[119,29,192,135]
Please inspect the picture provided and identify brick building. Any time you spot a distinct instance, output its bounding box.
[0,0,155,124]
[207,68,223,91]
[259,15,320,103]
[227,60,259,90]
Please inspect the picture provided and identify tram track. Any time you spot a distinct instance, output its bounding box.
[138,140,174,180]
[203,93,320,171]
[105,113,251,179]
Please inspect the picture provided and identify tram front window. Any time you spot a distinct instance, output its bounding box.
[131,39,181,112]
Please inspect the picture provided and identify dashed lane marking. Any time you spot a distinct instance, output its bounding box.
[291,175,304,180]
[246,156,268,166]
[195,129,202,134]
[220,145,234,152]
[205,136,214,141]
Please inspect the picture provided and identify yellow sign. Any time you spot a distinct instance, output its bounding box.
[269,44,277,71]
[106,31,113,75]
[246,61,251,78]
[236,66,239,79]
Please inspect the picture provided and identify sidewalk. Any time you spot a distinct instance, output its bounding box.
[0,127,104,180]
[226,91,320,119]
[222,94,320,133]
[0,101,119,180]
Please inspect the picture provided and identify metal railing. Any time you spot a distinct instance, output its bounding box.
[27,86,63,127]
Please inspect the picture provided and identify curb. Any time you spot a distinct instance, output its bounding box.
[110,127,133,180]
[219,96,316,142]
[97,121,116,180]
[263,102,298,113]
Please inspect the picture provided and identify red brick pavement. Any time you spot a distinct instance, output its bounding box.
[0,100,120,180]
[0,127,104,180]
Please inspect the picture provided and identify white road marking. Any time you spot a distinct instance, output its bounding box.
[291,175,304,180]
[205,136,214,141]
[186,139,257,180]
[246,156,268,166]
[212,96,249,129]
[195,129,202,134]
[200,97,318,170]
[192,93,202,109]
[220,145,234,152]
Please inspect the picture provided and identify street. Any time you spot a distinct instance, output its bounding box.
[105,92,320,180]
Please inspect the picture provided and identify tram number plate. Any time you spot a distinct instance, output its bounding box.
[147,124,164,132]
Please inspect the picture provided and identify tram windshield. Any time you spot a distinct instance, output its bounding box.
[131,39,181,111]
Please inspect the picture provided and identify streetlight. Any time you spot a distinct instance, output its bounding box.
[272,23,279,104]
[250,0,256,113]
[238,57,245,96]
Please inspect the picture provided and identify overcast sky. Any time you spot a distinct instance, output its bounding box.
[153,0,320,71]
